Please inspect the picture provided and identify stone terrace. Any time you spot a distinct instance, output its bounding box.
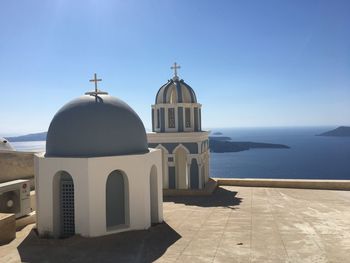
[1,186,350,262]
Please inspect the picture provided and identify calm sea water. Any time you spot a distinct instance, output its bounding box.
[11,141,46,152]
[210,127,350,180]
[11,127,350,180]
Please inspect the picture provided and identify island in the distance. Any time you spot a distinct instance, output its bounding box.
[6,131,290,153]
[6,132,47,142]
[317,126,350,137]
[209,135,290,153]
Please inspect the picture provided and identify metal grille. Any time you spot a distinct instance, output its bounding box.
[61,180,75,237]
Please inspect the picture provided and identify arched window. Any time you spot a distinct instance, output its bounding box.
[106,170,129,230]
[190,159,199,189]
[53,171,74,238]
[185,108,191,128]
[168,108,175,128]
[156,109,160,128]
[174,145,188,189]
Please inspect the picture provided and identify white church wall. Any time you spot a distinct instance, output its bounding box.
[155,145,169,189]
[87,155,146,236]
[86,149,162,237]
[147,150,163,223]
[35,149,163,238]
[35,154,90,237]
[147,131,210,144]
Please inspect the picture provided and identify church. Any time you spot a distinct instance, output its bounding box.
[148,63,210,190]
[35,75,163,238]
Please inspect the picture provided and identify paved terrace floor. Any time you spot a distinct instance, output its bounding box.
[1,186,350,263]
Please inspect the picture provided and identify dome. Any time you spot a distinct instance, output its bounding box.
[155,78,197,104]
[46,94,149,158]
[0,138,14,151]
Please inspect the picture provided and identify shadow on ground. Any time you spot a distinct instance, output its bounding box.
[17,222,180,263]
[164,186,242,209]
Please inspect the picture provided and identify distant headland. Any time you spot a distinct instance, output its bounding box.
[317,126,350,137]
[5,132,47,142]
[6,131,291,153]
[209,134,290,153]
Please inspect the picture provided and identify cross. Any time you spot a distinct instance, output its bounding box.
[85,73,108,96]
[89,73,102,93]
[171,62,181,78]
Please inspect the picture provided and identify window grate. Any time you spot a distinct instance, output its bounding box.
[61,180,75,237]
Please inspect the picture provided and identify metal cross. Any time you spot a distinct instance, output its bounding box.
[89,73,102,93]
[171,62,181,78]
[85,73,108,96]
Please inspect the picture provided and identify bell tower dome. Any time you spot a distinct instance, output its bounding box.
[152,63,202,133]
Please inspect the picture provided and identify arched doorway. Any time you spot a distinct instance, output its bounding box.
[53,171,75,238]
[190,159,199,189]
[106,170,129,230]
[174,145,188,189]
[149,165,158,224]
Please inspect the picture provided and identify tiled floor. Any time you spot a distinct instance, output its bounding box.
[1,186,350,262]
[160,186,350,262]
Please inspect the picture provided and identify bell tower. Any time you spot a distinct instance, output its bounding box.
[148,63,210,190]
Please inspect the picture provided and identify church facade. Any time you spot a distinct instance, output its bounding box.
[35,75,163,238]
[148,64,210,190]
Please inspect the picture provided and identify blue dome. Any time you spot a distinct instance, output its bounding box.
[155,78,197,104]
[46,94,149,158]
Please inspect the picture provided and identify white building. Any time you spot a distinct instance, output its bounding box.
[35,75,163,238]
[148,63,210,190]
[0,138,14,151]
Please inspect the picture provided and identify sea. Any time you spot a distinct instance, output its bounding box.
[11,127,350,180]
[210,127,350,180]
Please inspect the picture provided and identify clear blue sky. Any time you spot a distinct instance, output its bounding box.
[1,0,349,136]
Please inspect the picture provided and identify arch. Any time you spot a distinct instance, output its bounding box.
[106,170,129,230]
[174,145,188,189]
[149,165,159,224]
[190,159,199,189]
[52,170,75,238]
[156,144,169,189]
[173,144,190,155]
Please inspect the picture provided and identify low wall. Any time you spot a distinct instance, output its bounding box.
[0,151,35,187]
[214,178,350,190]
